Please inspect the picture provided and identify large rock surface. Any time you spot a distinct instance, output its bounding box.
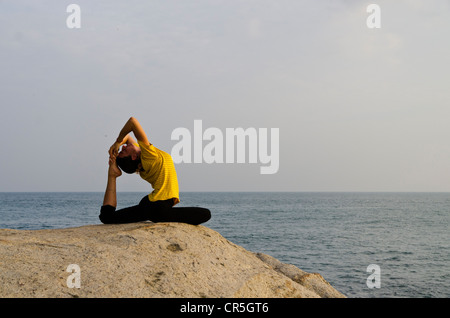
[0,222,345,298]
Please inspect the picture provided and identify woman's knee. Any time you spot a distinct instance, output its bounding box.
[199,208,211,223]
[188,207,211,225]
[99,205,116,224]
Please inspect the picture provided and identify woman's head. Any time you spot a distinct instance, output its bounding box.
[116,143,141,174]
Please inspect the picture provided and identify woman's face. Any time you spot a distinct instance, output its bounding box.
[118,143,139,160]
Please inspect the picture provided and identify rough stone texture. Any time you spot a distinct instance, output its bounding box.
[0,222,345,298]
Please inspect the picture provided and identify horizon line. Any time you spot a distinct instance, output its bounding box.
[0,190,449,193]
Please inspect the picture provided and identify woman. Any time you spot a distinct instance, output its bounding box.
[99,117,211,225]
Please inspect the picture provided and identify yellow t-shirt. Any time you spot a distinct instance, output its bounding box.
[137,140,180,205]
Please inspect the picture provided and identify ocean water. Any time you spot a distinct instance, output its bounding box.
[0,192,448,298]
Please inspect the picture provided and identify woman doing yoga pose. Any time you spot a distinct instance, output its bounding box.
[100,117,211,225]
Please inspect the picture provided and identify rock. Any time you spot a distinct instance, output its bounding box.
[0,222,345,298]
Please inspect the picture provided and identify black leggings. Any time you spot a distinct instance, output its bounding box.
[99,196,211,226]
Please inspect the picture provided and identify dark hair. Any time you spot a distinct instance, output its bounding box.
[116,156,141,174]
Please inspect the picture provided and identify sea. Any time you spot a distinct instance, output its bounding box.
[0,191,448,298]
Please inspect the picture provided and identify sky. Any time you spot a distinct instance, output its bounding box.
[1,0,450,192]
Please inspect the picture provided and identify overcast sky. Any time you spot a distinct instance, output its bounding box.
[1,0,449,192]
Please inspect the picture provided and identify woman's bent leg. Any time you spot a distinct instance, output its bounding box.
[100,196,212,225]
[99,204,148,224]
[146,200,211,225]
[167,207,211,225]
